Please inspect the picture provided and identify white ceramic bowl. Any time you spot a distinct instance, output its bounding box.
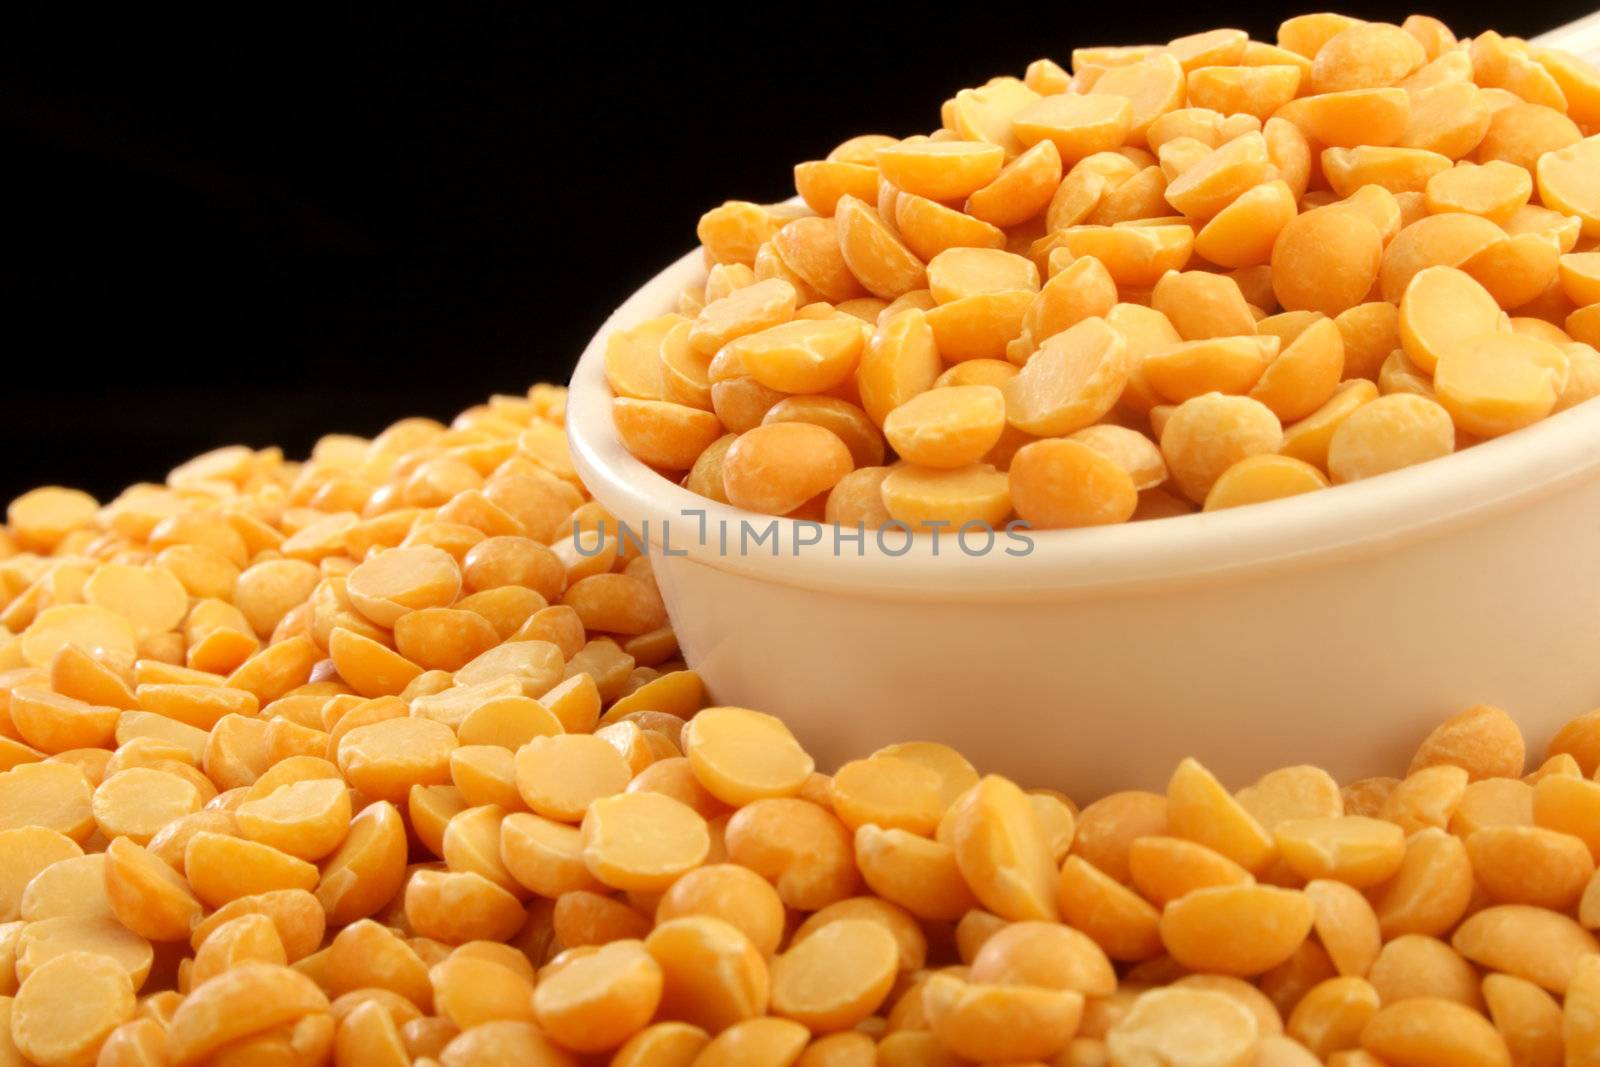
[1537,9,1600,58]
[567,246,1600,797]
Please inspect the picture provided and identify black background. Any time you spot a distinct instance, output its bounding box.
[4,2,1590,502]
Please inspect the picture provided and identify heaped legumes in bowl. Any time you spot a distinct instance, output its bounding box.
[604,13,1600,531]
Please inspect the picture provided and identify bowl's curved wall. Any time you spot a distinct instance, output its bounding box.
[568,248,1600,795]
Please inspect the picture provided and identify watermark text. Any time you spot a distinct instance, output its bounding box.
[571,510,1036,558]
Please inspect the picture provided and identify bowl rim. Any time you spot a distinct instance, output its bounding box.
[567,244,1600,602]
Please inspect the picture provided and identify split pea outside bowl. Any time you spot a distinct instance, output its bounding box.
[567,18,1600,798]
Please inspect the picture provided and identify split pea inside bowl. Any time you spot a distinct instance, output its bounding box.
[567,16,1600,795]
[568,245,1600,797]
